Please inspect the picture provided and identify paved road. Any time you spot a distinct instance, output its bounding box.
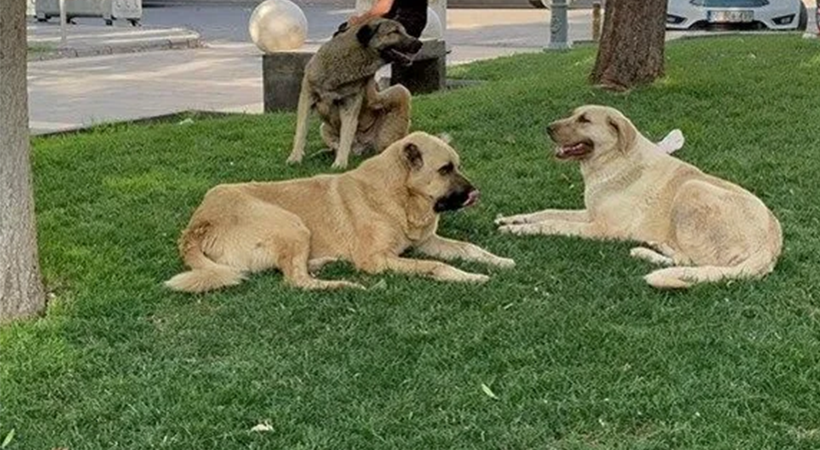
[26,38,547,134]
[138,6,593,47]
[64,2,591,47]
[68,5,353,43]
[67,5,596,48]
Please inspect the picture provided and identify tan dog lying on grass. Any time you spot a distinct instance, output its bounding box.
[496,105,782,289]
[166,132,514,293]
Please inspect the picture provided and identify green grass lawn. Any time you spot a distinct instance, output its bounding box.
[2,35,820,449]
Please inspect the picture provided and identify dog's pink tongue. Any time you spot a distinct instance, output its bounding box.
[463,190,480,207]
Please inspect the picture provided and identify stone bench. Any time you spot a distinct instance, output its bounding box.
[262,39,447,113]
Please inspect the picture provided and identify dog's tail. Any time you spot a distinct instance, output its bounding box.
[645,219,782,289]
[164,225,245,293]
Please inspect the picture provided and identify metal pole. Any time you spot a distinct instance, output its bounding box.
[547,0,571,50]
[59,0,67,46]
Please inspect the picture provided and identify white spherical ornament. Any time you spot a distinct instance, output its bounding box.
[420,8,443,40]
[248,0,308,53]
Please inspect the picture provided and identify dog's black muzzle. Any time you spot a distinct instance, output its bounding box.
[434,176,479,213]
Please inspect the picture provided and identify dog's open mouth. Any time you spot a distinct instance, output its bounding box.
[462,189,480,208]
[555,141,593,160]
[434,189,479,212]
[384,48,416,66]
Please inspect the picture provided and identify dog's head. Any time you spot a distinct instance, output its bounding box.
[546,105,637,161]
[396,132,479,213]
[356,18,423,66]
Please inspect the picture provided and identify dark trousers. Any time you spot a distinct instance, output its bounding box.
[334,13,426,39]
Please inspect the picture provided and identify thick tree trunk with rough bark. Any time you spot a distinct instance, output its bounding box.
[590,0,667,91]
[1,1,46,323]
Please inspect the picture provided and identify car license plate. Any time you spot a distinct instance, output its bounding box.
[707,10,754,23]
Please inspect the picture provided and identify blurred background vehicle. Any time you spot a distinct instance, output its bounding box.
[667,0,808,31]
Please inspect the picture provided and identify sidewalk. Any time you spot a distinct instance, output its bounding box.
[27,40,547,135]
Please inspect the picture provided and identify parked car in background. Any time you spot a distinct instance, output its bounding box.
[667,0,808,31]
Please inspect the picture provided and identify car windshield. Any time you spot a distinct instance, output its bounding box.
[689,0,769,6]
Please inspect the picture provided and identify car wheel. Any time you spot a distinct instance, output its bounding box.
[797,2,808,31]
[529,0,546,8]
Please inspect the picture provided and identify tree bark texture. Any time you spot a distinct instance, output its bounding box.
[1,0,46,323]
[590,0,667,91]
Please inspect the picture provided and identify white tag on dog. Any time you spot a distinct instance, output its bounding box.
[657,129,685,154]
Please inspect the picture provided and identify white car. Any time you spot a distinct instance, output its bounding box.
[667,0,809,31]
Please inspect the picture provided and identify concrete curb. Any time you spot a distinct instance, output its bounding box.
[667,30,807,42]
[31,110,237,137]
[28,32,203,61]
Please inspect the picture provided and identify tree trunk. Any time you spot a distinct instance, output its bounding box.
[590,0,667,91]
[1,1,46,323]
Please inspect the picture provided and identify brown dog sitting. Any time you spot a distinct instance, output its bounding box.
[167,132,514,292]
[287,18,422,170]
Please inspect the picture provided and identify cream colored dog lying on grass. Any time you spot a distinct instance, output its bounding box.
[496,105,782,289]
[166,132,514,293]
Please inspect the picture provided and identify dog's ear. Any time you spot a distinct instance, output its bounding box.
[402,142,424,170]
[357,22,379,46]
[608,115,637,153]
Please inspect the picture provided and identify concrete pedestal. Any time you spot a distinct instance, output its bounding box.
[547,0,572,50]
[391,40,446,95]
[262,51,314,113]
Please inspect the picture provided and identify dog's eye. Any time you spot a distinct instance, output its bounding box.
[438,163,454,175]
[578,114,591,124]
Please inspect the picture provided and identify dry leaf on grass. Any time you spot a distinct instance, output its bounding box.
[250,422,274,432]
[481,383,499,400]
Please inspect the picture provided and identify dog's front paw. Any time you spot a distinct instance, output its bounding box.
[286,154,303,165]
[330,159,348,170]
[498,224,541,235]
[491,257,516,269]
[463,272,491,284]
